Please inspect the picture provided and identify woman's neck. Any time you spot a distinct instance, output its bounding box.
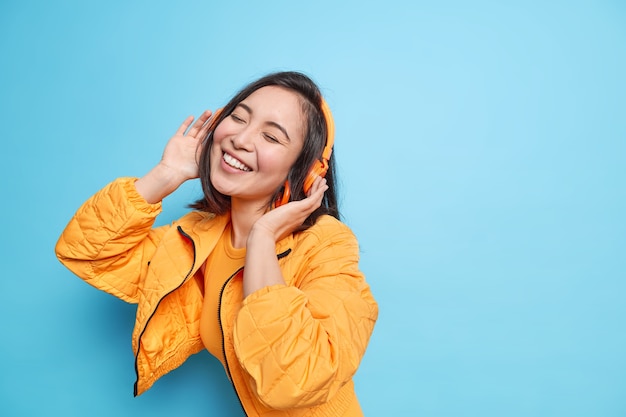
[229,199,267,249]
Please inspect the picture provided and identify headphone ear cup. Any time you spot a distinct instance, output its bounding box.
[279,159,328,206]
[275,180,291,207]
[303,160,328,194]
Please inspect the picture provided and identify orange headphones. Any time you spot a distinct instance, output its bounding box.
[276,98,335,207]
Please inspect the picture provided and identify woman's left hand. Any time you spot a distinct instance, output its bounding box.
[242,176,327,297]
[249,176,329,244]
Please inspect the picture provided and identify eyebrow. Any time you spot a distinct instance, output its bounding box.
[237,102,292,142]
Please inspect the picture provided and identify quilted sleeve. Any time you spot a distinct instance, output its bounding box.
[55,177,168,303]
[232,219,378,410]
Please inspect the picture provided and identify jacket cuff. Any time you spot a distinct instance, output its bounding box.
[117,177,163,215]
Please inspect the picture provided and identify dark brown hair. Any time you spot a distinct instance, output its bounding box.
[190,71,339,229]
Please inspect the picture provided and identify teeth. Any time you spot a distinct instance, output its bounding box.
[223,153,251,171]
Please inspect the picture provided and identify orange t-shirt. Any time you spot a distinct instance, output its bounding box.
[199,224,246,363]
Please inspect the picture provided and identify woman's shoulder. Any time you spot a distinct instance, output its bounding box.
[296,215,358,245]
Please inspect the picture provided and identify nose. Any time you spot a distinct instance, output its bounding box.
[231,128,255,152]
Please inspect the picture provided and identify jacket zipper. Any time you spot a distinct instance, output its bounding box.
[218,248,291,416]
[218,266,248,416]
[133,225,197,396]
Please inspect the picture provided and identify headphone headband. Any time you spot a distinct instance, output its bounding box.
[320,98,335,163]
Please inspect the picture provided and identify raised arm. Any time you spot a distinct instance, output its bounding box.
[234,215,378,409]
[55,111,214,302]
[233,177,377,409]
[242,176,328,297]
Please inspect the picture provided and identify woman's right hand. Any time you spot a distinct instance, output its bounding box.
[135,110,214,204]
[160,110,214,180]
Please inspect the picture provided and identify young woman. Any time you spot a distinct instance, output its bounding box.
[56,71,378,416]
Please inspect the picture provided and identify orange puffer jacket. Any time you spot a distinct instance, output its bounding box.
[55,178,378,417]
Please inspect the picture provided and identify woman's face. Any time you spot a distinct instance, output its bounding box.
[210,86,306,206]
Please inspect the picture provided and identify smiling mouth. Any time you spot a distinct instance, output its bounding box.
[223,152,252,172]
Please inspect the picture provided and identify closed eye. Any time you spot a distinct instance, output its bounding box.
[230,113,245,123]
[263,133,279,143]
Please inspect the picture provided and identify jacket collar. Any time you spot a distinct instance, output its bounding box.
[176,211,294,264]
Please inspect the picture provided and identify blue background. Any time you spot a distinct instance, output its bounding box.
[1,1,625,416]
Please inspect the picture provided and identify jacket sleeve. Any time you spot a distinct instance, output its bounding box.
[232,218,378,410]
[55,177,169,304]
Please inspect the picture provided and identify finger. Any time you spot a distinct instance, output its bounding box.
[175,116,195,136]
[313,179,328,201]
[187,110,212,137]
[306,176,327,198]
[296,180,326,214]
[305,175,320,198]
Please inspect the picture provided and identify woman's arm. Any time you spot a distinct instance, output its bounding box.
[55,111,213,302]
[236,191,378,409]
[242,176,328,297]
[55,177,167,303]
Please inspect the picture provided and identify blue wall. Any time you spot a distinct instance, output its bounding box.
[1,1,624,416]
